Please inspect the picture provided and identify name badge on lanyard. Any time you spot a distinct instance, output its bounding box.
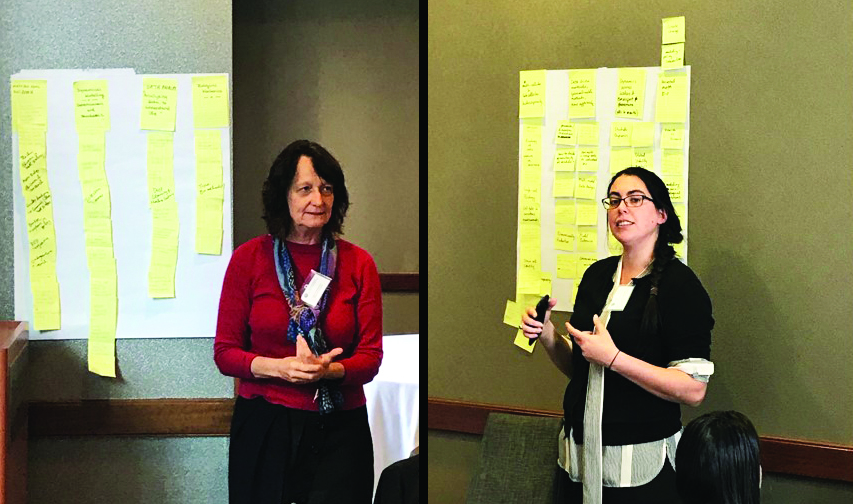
[607,285,634,311]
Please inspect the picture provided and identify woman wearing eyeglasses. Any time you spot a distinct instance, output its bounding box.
[521,167,714,503]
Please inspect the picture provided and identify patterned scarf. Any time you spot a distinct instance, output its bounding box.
[273,234,343,414]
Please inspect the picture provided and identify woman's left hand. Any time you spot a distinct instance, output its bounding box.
[565,314,619,368]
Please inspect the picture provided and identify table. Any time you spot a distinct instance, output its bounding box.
[364,333,419,498]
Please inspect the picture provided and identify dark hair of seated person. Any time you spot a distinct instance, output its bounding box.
[676,410,761,504]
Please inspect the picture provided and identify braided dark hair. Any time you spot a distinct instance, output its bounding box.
[607,167,683,337]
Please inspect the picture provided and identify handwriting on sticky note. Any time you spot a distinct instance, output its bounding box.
[575,176,597,200]
[555,121,576,145]
[554,148,577,171]
[632,148,653,170]
[663,176,685,202]
[578,148,599,172]
[519,70,546,118]
[660,124,684,149]
[662,16,686,44]
[610,123,633,147]
[577,254,599,277]
[615,69,646,119]
[555,226,577,251]
[661,43,685,69]
[569,70,596,118]
[578,228,597,252]
[656,73,687,123]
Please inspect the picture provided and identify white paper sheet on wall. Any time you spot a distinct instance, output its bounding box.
[12,68,233,340]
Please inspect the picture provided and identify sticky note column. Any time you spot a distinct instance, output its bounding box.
[18,130,61,331]
[191,75,230,255]
[147,133,180,298]
[194,131,224,254]
[12,80,59,331]
[74,79,116,377]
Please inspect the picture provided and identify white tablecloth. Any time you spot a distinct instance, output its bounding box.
[364,333,419,497]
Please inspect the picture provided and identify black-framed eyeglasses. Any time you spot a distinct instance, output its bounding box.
[601,194,654,210]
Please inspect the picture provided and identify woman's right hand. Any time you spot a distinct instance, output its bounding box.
[251,336,343,383]
[520,297,559,344]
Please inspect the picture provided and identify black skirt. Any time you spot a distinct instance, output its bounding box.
[228,396,374,504]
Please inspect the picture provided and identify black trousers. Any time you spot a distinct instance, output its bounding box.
[228,396,374,504]
[554,459,682,504]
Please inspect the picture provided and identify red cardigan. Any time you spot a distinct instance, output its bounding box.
[214,234,383,411]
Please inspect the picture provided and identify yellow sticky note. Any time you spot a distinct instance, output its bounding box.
[520,183,540,206]
[503,300,521,327]
[554,173,575,198]
[656,73,688,123]
[610,148,633,174]
[577,123,599,146]
[661,124,685,149]
[576,201,598,226]
[631,122,655,147]
[88,339,116,378]
[517,267,542,295]
[141,78,178,131]
[577,254,599,278]
[519,200,541,224]
[540,273,552,296]
[662,43,685,69]
[31,279,61,331]
[554,148,577,171]
[578,148,599,172]
[519,223,540,252]
[610,123,633,147]
[196,197,224,255]
[521,124,543,171]
[514,329,535,353]
[73,80,110,132]
[557,254,577,279]
[569,70,596,118]
[555,226,577,251]
[632,148,654,170]
[662,16,686,44]
[662,150,684,175]
[615,68,646,119]
[519,70,546,118]
[555,200,576,225]
[192,75,230,128]
[147,132,175,203]
[578,228,597,252]
[663,176,685,202]
[575,176,597,200]
[11,80,48,132]
[555,121,577,145]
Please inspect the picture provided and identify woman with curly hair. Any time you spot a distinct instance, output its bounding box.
[214,139,382,504]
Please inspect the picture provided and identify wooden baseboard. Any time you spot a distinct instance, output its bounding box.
[428,396,853,484]
[29,398,233,437]
[379,273,419,292]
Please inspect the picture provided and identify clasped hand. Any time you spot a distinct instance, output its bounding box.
[565,314,619,368]
[281,335,343,384]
